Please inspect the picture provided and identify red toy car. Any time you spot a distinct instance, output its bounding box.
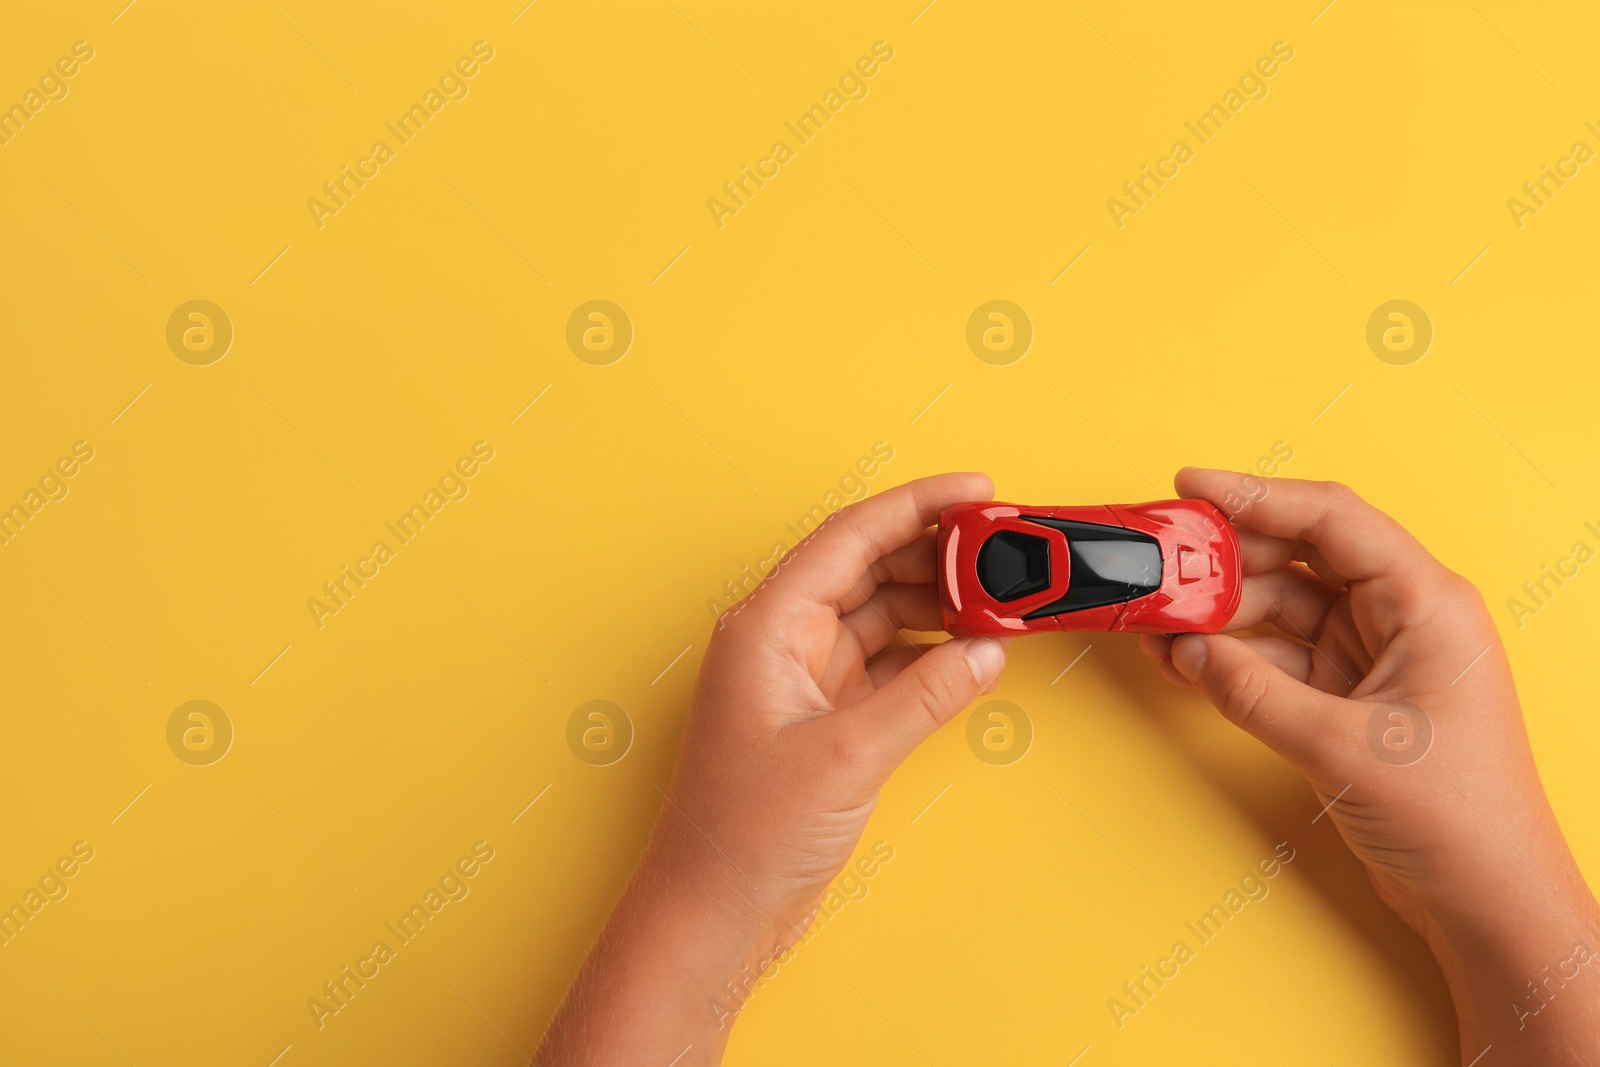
[937,499,1242,636]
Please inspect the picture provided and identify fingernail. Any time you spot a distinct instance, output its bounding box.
[963,638,1006,688]
[1170,635,1208,680]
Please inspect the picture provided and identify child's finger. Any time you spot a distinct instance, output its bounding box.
[762,473,993,610]
[1169,632,1345,772]
[1146,633,1307,684]
[1237,527,1348,589]
[839,584,942,660]
[871,528,940,586]
[1139,633,1174,660]
[1175,469,1446,591]
[1233,634,1315,680]
[1157,656,1191,687]
[1237,528,1302,574]
[1228,569,1343,640]
[835,530,938,615]
[865,642,938,687]
[844,636,1008,772]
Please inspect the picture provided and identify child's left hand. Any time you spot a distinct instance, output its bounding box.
[662,472,1008,950]
[536,473,1007,1065]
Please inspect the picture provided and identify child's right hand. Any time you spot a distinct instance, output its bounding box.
[1140,469,1600,1065]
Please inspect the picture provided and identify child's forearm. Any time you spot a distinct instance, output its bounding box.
[533,812,785,1067]
[534,877,746,1065]
[1425,859,1600,1064]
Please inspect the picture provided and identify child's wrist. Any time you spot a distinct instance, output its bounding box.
[632,805,800,970]
[1420,884,1600,1055]
[611,851,797,1038]
[535,862,770,1064]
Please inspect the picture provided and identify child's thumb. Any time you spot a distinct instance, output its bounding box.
[1170,633,1342,770]
[853,637,1007,772]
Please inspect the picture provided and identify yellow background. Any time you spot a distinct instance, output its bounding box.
[2,1,1596,1063]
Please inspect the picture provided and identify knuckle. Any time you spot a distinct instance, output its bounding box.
[1394,569,1478,625]
[1320,479,1357,501]
[910,663,961,723]
[1217,662,1271,729]
[848,521,878,560]
[1444,570,1484,606]
[1433,570,1493,629]
[827,719,879,770]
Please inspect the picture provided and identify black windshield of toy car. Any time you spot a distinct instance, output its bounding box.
[976,530,1051,602]
[1018,517,1161,617]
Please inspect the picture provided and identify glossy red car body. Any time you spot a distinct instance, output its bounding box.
[937,499,1242,637]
